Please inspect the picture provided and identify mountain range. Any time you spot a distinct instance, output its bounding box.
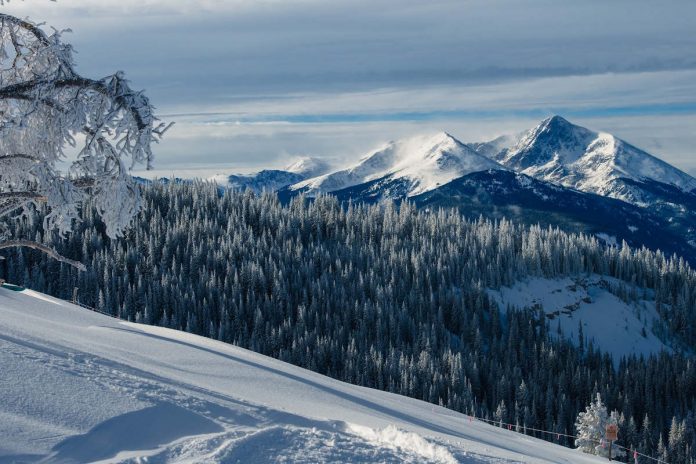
[194,116,696,262]
[224,157,333,193]
[288,132,501,197]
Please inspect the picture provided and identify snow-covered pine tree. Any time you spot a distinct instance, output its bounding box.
[6,182,696,459]
[575,393,625,458]
[575,393,608,454]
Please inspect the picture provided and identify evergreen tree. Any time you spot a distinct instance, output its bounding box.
[4,182,696,460]
[575,394,624,459]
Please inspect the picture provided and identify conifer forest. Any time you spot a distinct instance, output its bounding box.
[4,182,696,462]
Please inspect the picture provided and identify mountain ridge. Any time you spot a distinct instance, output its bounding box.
[289,131,504,197]
[275,119,696,262]
[483,115,696,203]
[149,117,696,262]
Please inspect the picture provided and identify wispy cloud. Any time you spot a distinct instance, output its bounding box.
[5,0,696,173]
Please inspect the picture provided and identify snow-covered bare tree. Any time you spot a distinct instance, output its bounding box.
[0,12,169,269]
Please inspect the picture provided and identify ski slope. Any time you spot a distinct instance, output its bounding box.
[0,287,607,463]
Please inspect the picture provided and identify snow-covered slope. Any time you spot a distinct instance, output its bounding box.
[285,156,333,178]
[290,132,504,197]
[225,170,306,193]
[209,157,334,193]
[0,287,606,463]
[485,116,696,204]
[488,275,670,361]
[469,134,521,160]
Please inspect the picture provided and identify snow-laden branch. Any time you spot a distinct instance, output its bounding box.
[0,191,46,202]
[0,75,165,133]
[0,153,39,163]
[0,12,169,267]
[0,13,51,47]
[0,240,86,271]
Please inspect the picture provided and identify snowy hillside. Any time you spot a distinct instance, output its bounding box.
[290,132,503,197]
[484,116,696,204]
[285,156,334,178]
[0,286,607,464]
[220,157,334,193]
[488,275,669,360]
[469,134,521,159]
[225,170,306,193]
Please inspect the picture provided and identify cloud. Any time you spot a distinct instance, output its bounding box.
[12,0,696,103]
[161,69,696,121]
[146,116,696,176]
[4,1,696,173]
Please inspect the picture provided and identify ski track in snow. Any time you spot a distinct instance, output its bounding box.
[0,288,606,463]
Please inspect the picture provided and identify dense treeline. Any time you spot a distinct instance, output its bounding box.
[3,182,696,462]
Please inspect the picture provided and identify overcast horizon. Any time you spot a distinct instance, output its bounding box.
[5,0,696,176]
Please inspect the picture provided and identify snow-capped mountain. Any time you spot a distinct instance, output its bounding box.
[468,116,696,252]
[407,169,696,262]
[225,156,333,193]
[271,124,696,261]
[0,287,607,463]
[285,156,333,178]
[481,115,696,205]
[142,118,696,261]
[468,133,521,159]
[226,170,306,193]
[288,132,503,198]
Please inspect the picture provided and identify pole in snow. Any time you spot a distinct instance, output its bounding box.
[605,424,618,461]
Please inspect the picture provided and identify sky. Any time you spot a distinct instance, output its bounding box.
[4,0,696,176]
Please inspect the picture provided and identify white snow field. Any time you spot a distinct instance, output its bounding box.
[488,275,668,360]
[0,287,607,464]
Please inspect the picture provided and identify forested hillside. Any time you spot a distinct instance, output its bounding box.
[3,182,696,462]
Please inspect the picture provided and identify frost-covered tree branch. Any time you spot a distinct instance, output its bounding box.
[0,12,170,270]
[0,240,86,271]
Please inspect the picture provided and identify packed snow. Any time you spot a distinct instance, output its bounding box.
[0,287,608,463]
[290,132,504,197]
[488,275,669,360]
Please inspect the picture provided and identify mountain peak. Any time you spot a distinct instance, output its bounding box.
[498,116,596,171]
[432,130,457,141]
[285,156,332,178]
[291,132,503,197]
[412,131,461,151]
[532,115,592,141]
[487,116,696,202]
[540,115,572,128]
